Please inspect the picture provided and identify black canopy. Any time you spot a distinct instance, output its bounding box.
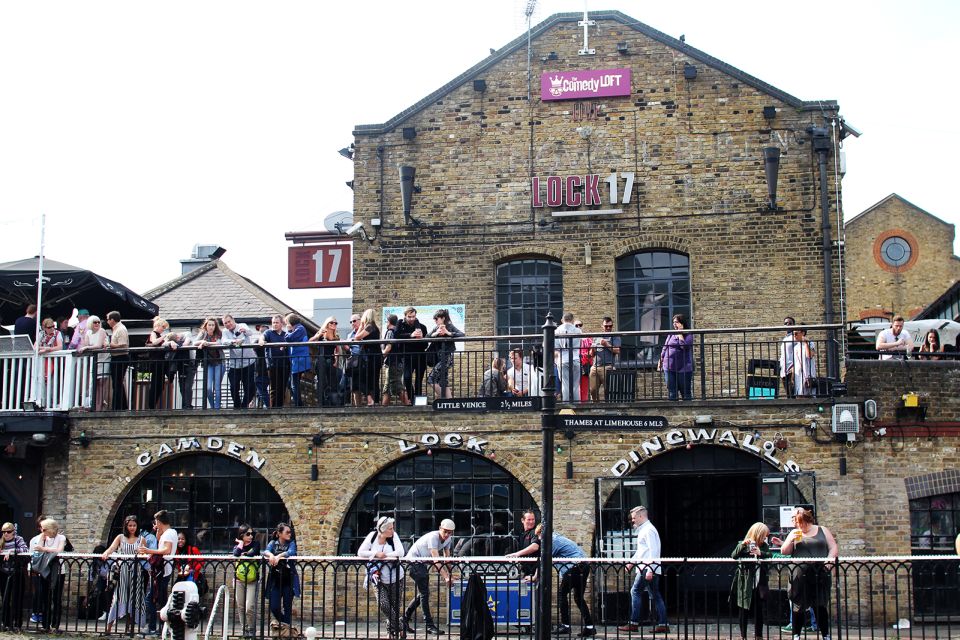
[0,256,159,324]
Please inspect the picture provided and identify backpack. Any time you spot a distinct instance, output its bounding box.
[236,559,259,583]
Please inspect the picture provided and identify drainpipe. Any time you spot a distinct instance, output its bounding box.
[809,126,838,379]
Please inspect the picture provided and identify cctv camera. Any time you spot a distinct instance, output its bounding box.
[345,222,364,236]
[841,121,863,138]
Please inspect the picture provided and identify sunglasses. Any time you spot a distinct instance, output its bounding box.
[1,530,13,534]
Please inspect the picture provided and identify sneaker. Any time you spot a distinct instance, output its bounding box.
[617,624,640,632]
[30,614,42,624]
[553,624,572,635]
[578,626,596,637]
[780,624,793,632]
[803,626,818,633]
[653,625,670,634]
[424,624,443,635]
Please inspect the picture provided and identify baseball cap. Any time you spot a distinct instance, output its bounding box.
[440,518,456,532]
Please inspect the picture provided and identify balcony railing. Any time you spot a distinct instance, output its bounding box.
[1,554,957,637]
[1,324,847,413]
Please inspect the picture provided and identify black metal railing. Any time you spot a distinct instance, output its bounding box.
[68,324,845,412]
[2,554,958,638]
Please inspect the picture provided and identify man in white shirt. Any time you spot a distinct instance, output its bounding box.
[139,510,178,631]
[876,315,913,360]
[619,506,668,634]
[402,518,455,635]
[507,349,539,397]
[555,312,582,402]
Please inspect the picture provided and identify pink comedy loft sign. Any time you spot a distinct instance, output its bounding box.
[540,68,631,101]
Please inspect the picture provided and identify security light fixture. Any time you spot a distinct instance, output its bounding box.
[616,42,629,55]
[763,106,777,120]
[402,127,417,140]
[695,414,713,425]
[683,63,697,80]
[338,145,354,160]
[473,79,487,92]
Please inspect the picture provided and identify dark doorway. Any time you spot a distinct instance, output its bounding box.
[650,473,757,558]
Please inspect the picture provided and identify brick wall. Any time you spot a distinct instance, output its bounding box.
[845,195,960,319]
[348,15,842,333]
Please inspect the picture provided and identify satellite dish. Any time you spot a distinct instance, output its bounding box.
[323,211,353,233]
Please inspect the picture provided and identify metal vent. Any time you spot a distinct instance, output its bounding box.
[832,404,860,434]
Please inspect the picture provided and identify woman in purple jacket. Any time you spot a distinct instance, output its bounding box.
[658,314,694,401]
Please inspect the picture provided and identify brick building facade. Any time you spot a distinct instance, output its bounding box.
[845,193,960,320]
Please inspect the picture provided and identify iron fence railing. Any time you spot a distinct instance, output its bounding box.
[1,324,859,412]
[1,554,958,638]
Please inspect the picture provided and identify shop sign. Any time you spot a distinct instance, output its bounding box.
[397,433,488,455]
[433,397,542,412]
[541,68,631,101]
[556,415,667,430]
[610,428,801,477]
[288,244,352,289]
[531,172,636,208]
[135,437,267,470]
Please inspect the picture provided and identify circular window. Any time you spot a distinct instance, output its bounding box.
[873,230,919,273]
[880,236,912,268]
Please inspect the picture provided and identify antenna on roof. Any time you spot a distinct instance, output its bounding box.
[578,0,595,56]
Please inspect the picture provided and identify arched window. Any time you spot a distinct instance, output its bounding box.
[616,251,691,355]
[338,451,538,556]
[110,454,288,553]
[496,259,563,347]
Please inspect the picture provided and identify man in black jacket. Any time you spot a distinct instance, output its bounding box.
[394,307,429,403]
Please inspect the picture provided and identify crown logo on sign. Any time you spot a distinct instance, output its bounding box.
[549,75,564,96]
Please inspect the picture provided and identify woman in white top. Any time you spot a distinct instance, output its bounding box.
[358,517,406,638]
[30,518,66,631]
[78,315,110,409]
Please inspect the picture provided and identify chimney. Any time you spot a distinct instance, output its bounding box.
[180,244,226,275]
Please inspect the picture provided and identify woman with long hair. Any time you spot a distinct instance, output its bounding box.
[311,316,344,406]
[145,317,169,409]
[194,317,225,409]
[263,523,299,626]
[233,524,262,638]
[100,516,145,633]
[917,329,943,360]
[78,315,110,409]
[730,522,782,640]
[283,315,311,406]
[353,309,382,406]
[658,313,694,401]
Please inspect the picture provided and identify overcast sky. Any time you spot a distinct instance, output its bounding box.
[1,1,957,318]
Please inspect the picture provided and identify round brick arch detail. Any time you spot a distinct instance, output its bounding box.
[95,448,295,545]
[612,234,691,261]
[319,445,541,549]
[491,245,568,265]
[873,229,919,274]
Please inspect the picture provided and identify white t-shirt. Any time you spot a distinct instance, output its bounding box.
[405,530,453,560]
[877,327,912,360]
[358,532,405,583]
[30,533,67,574]
[158,528,179,577]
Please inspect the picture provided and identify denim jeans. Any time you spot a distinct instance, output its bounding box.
[269,584,294,624]
[630,571,666,626]
[205,363,225,409]
[664,370,692,401]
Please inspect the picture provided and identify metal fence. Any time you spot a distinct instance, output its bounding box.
[1,324,852,412]
[1,554,958,638]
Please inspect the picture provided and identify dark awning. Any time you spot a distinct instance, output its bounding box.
[0,256,158,324]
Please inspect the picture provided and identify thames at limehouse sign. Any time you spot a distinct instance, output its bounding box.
[541,68,631,101]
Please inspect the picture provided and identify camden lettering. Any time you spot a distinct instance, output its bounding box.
[610,428,801,477]
[135,436,266,470]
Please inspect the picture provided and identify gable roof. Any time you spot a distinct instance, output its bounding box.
[845,193,956,230]
[913,279,960,321]
[355,9,836,136]
[143,260,319,332]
